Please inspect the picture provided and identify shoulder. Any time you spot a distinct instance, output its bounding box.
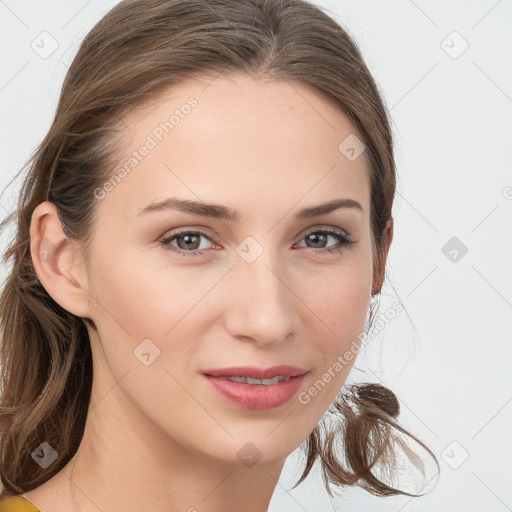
[0,496,41,512]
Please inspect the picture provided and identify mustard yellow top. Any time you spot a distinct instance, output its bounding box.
[0,496,40,512]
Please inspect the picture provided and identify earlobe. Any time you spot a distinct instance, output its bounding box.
[29,201,91,318]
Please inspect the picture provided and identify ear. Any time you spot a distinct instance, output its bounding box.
[372,217,394,294]
[29,201,92,319]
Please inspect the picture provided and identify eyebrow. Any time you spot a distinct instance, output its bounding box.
[136,196,363,221]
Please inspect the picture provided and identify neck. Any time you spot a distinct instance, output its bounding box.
[53,356,286,512]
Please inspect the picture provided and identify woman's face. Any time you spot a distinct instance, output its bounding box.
[78,74,376,465]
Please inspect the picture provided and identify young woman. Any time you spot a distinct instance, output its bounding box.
[0,0,438,511]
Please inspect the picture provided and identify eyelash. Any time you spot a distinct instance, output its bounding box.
[159,227,355,258]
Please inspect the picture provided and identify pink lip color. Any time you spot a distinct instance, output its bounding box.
[202,365,308,411]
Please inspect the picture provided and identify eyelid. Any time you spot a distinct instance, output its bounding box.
[161,224,351,244]
[161,225,217,240]
[159,227,220,255]
[160,224,353,257]
[297,224,350,240]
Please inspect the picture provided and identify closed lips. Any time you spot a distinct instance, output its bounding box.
[203,365,309,410]
[215,375,291,385]
[202,365,308,382]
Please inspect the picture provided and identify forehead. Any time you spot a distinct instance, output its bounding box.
[101,74,370,221]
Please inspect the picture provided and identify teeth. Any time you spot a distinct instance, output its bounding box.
[218,375,290,385]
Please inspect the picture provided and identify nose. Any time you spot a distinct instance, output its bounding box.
[222,251,297,347]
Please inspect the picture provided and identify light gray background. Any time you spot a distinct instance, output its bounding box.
[1,1,511,510]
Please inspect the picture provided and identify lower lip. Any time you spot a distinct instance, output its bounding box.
[203,373,308,410]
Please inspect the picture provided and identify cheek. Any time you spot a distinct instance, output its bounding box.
[87,247,225,388]
[91,247,210,334]
[86,251,209,427]
[302,262,372,341]
[298,264,371,399]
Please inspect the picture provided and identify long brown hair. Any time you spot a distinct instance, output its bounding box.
[0,0,439,499]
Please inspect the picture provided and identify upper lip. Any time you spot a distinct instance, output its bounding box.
[203,365,308,379]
